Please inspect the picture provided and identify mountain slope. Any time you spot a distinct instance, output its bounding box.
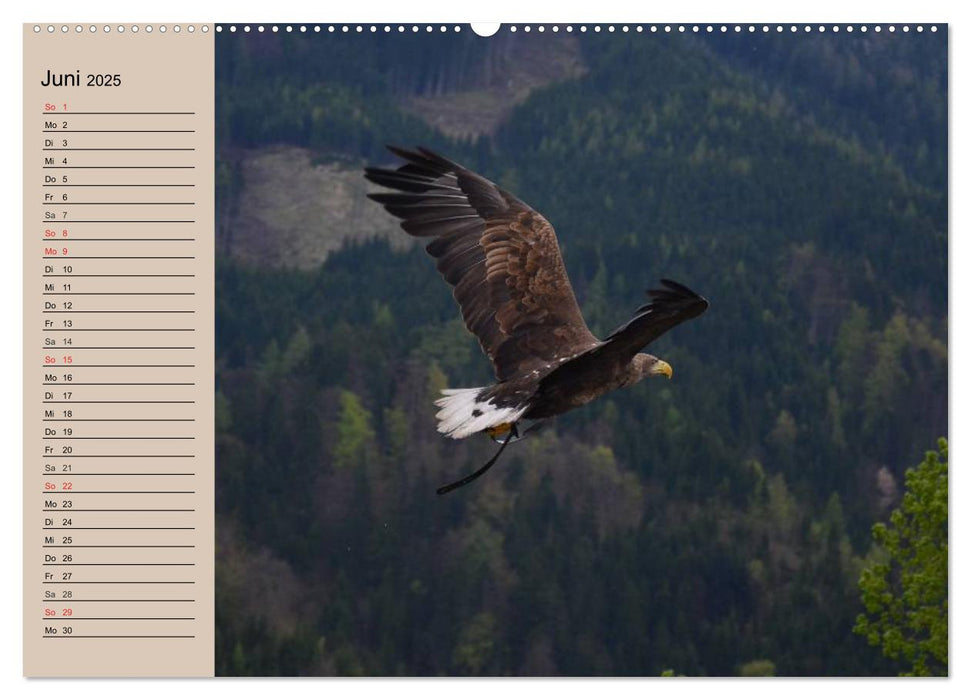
[213,29,946,676]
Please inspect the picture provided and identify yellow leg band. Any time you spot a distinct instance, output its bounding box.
[485,422,513,438]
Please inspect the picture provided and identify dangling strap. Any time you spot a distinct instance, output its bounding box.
[436,425,518,495]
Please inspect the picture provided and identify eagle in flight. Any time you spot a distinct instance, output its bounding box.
[365,146,708,494]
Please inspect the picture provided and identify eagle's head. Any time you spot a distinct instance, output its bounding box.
[633,353,673,382]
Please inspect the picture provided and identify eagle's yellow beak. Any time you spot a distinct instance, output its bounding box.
[652,360,673,379]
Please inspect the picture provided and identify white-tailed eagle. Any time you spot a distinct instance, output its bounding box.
[366,146,708,493]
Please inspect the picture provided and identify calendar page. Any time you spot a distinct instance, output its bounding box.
[22,21,949,678]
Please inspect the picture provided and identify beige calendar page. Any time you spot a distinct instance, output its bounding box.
[23,24,215,677]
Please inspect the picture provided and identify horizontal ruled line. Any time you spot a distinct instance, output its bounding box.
[43,581,195,584]
[43,437,195,440]
[43,618,196,621]
[43,401,195,404]
[43,202,195,205]
[43,130,196,133]
[39,454,195,457]
[42,563,195,566]
[43,166,196,169]
[42,491,195,494]
[43,184,195,187]
[42,382,195,386]
[43,148,195,151]
[40,239,196,242]
[40,473,196,476]
[44,310,195,313]
[43,527,195,530]
[40,347,196,350]
[43,292,196,295]
[43,275,196,278]
[42,364,195,368]
[43,418,196,422]
[43,364,195,368]
[42,600,195,603]
[43,545,195,548]
[42,509,195,511]
[43,257,196,260]
[42,111,196,115]
[41,328,195,334]
[42,221,195,224]
[43,636,196,639]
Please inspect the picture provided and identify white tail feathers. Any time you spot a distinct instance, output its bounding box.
[434,387,527,439]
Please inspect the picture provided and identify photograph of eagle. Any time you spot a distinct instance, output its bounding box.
[365,146,708,494]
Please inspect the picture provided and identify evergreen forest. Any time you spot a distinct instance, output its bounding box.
[213,26,947,676]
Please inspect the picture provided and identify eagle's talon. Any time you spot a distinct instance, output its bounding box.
[485,422,515,439]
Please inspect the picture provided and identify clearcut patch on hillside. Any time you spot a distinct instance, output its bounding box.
[398,34,586,139]
[219,146,410,269]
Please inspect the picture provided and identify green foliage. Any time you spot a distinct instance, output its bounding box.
[854,439,948,676]
[281,326,312,373]
[332,390,377,471]
[214,389,233,433]
[739,659,776,677]
[454,612,499,674]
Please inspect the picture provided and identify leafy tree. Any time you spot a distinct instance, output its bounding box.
[739,659,776,676]
[332,390,377,471]
[453,611,498,674]
[854,438,948,676]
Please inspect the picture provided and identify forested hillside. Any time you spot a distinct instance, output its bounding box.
[213,27,947,676]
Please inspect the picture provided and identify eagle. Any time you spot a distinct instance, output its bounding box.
[365,146,708,494]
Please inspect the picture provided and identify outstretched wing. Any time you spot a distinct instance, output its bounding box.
[533,279,708,398]
[600,278,709,358]
[365,146,598,382]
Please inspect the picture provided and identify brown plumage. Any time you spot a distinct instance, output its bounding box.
[365,146,708,492]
